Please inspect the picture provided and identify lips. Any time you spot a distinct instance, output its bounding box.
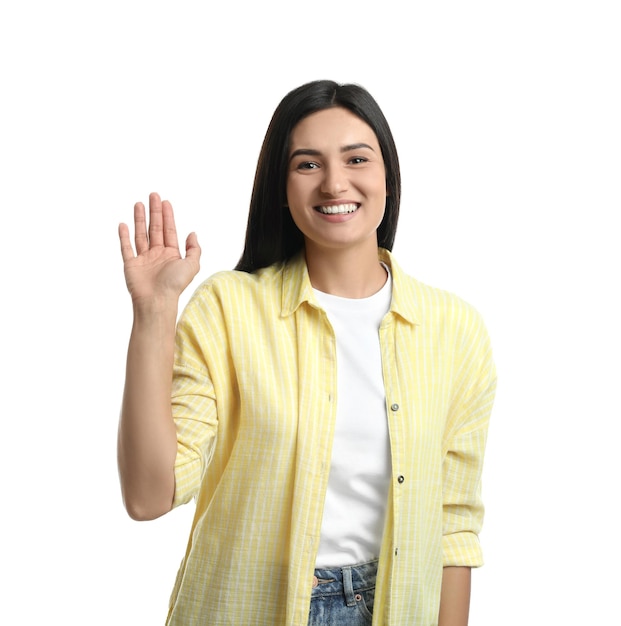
[314,203,359,215]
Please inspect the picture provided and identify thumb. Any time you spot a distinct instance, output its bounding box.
[185,232,201,262]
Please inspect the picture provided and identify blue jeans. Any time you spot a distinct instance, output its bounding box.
[307,559,378,625]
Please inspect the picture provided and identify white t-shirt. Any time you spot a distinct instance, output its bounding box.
[313,267,393,567]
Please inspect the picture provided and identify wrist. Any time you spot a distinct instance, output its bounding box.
[130,295,180,335]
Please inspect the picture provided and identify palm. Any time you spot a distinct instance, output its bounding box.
[119,193,201,303]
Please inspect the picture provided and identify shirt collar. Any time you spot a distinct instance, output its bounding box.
[280,248,421,326]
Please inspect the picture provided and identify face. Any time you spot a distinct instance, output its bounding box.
[286,107,387,257]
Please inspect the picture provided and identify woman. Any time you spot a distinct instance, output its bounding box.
[118,80,496,625]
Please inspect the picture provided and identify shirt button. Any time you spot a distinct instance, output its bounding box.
[390,403,399,411]
[397,475,405,483]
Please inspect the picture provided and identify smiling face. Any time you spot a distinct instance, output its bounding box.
[286,107,387,259]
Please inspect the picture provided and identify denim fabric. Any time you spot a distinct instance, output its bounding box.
[307,559,378,625]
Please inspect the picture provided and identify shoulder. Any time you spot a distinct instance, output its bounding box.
[414,275,481,321]
[176,264,285,331]
[400,272,495,376]
[386,250,485,331]
[190,263,285,302]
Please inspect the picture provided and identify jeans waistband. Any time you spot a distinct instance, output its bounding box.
[311,559,378,605]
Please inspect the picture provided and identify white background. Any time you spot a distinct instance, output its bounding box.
[1,1,619,624]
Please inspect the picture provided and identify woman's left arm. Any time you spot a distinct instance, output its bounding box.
[441,307,497,624]
[438,566,471,626]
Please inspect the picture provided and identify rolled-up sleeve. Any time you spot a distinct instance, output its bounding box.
[170,291,221,508]
[442,313,497,567]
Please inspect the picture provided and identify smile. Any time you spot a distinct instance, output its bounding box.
[314,203,359,215]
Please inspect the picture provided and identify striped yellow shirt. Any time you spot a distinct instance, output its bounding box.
[168,249,496,625]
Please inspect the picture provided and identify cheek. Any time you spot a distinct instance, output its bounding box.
[284,193,308,229]
[286,176,313,211]
[285,177,300,207]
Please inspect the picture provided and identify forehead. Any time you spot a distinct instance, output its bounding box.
[289,107,379,149]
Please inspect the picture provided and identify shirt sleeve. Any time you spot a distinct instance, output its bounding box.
[170,287,221,508]
[442,309,497,567]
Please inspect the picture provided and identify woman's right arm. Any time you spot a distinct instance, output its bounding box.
[117,192,201,520]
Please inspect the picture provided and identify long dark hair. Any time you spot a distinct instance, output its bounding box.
[235,80,401,272]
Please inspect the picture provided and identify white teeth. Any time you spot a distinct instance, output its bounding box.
[317,203,358,214]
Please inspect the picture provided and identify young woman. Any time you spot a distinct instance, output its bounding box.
[118,80,496,626]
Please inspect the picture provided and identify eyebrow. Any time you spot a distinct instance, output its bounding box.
[289,143,376,161]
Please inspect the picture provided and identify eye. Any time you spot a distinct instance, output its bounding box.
[349,156,368,165]
[297,161,319,170]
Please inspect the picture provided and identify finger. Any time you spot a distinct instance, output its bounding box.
[185,232,201,263]
[118,223,136,262]
[161,199,180,250]
[147,191,164,248]
[133,201,149,255]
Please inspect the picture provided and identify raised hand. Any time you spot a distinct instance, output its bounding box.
[119,192,201,305]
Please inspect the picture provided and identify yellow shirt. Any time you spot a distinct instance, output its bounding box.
[168,249,496,625]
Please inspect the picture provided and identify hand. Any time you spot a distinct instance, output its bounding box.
[118,192,201,305]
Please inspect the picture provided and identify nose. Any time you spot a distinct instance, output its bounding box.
[320,164,348,196]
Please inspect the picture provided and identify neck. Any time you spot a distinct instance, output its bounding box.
[304,241,387,299]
